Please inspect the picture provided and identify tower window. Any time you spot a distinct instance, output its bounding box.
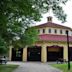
[47,16,52,22]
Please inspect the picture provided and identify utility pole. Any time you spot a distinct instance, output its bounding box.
[66,30,70,70]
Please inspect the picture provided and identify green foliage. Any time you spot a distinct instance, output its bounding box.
[0,0,68,53]
[31,0,68,22]
[0,36,8,54]
[0,0,68,25]
[24,27,38,45]
[12,27,38,48]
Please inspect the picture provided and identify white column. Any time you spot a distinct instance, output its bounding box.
[63,45,68,61]
[41,45,47,62]
[9,46,12,61]
[23,47,27,62]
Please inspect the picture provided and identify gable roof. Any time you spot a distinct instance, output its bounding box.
[35,22,72,30]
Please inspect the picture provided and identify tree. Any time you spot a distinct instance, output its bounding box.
[0,0,68,54]
[0,36,8,55]
[12,27,38,48]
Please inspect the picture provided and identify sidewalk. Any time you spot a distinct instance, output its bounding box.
[7,62,62,72]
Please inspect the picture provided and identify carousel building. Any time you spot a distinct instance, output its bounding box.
[9,16,72,62]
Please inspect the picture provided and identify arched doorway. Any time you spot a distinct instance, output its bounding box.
[27,46,41,61]
[11,48,23,61]
[47,45,63,61]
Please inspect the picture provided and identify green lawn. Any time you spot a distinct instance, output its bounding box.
[0,64,18,72]
[51,63,72,72]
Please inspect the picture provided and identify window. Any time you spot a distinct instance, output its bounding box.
[47,17,52,22]
[54,29,57,34]
[38,29,40,33]
[48,29,51,33]
[49,17,52,21]
[43,29,45,33]
[60,30,62,34]
[48,17,51,21]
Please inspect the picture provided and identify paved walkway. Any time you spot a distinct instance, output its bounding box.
[8,62,62,72]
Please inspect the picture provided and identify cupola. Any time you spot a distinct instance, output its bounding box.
[47,16,52,22]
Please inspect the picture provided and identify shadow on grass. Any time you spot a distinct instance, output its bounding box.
[0,64,18,72]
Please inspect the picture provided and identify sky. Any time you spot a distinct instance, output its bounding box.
[35,0,72,28]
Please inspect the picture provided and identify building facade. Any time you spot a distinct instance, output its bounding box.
[9,17,72,62]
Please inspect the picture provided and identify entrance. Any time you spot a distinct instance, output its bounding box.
[11,48,23,61]
[47,46,63,61]
[27,46,41,61]
[69,47,72,61]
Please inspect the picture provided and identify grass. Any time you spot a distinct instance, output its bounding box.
[51,63,72,72]
[0,64,18,72]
